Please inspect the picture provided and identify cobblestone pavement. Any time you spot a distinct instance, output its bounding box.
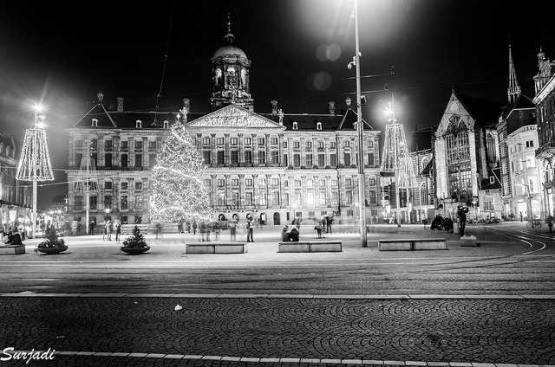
[1,297,554,365]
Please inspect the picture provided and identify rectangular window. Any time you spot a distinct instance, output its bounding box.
[272,191,280,206]
[135,154,142,168]
[232,179,239,186]
[246,179,253,186]
[135,141,143,150]
[217,151,225,164]
[121,182,128,190]
[283,154,288,166]
[344,153,351,166]
[121,154,128,168]
[204,179,211,188]
[272,178,279,186]
[217,137,224,145]
[271,151,279,164]
[105,139,113,149]
[330,154,337,167]
[231,150,239,164]
[74,195,83,209]
[121,195,128,210]
[294,154,301,167]
[203,150,211,165]
[75,139,83,149]
[258,151,266,165]
[306,141,312,150]
[284,180,289,187]
[135,195,144,210]
[368,140,374,148]
[259,194,267,206]
[105,181,112,190]
[245,137,252,145]
[104,153,112,168]
[319,192,326,206]
[91,153,97,168]
[319,180,326,187]
[231,138,238,145]
[367,152,374,166]
[332,180,338,186]
[307,192,314,206]
[346,178,352,186]
[90,196,97,210]
[245,150,252,164]
[283,141,288,148]
[259,177,265,186]
[283,193,290,206]
[135,182,143,190]
[91,139,98,149]
[259,137,265,145]
[149,141,156,150]
[104,195,112,208]
[295,180,302,187]
[318,154,325,167]
[306,154,313,167]
[149,154,157,167]
[246,192,253,206]
[218,179,225,187]
[330,142,336,149]
[307,180,313,188]
[271,137,278,145]
[332,192,339,205]
[294,141,300,149]
[295,192,302,206]
[121,141,128,150]
[345,191,352,205]
[369,178,376,186]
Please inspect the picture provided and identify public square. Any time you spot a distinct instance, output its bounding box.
[1,223,555,366]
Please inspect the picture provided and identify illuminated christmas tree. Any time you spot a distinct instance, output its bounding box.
[149,120,214,222]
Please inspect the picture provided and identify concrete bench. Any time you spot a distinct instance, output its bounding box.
[378,238,446,251]
[185,242,247,254]
[278,241,343,253]
[460,235,478,247]
[0,245,26,255]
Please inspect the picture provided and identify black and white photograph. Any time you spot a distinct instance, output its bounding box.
[0,0,554,366]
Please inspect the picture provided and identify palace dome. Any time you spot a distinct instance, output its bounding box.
[213,44,247,59]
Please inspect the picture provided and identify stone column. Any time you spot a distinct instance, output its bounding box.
[224,134,230,165]
[238,174,245,209]
[211,174,218,208]
[265,133,270,167]
[238,133,244,166]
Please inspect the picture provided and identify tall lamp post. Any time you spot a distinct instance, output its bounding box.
[16,105,55,238]
[350,0,367,247]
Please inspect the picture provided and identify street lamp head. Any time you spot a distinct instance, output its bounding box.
[33,104,44,113]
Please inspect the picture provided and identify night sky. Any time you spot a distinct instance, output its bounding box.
[0,0,553,206]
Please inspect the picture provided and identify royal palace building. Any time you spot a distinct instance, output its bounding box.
[66,26,381,226]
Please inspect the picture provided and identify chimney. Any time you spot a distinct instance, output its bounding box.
[181,98,190,123]
[345,97,352,108]
[117,97,124,112]
[271,100,278,116]
[328,101,335,115]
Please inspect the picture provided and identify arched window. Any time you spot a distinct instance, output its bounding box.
[292,121,298,130]
[316,122,322,130]
[136,120,142,129]
[486,133,497,162]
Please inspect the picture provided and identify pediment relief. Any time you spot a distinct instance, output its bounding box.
[436,98,474,137]
[187,105,283,129]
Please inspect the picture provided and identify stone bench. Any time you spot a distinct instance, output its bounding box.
[185,242,247,254]
[460,235,478,247]
[0,245,26,255]
[378,238,447,251]
[278,241,343,253]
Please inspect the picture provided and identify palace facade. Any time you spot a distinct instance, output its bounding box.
[66,25,381,226]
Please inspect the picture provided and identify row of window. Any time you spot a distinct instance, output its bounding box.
[74,139,158,151]
[199,137,375,150]
[204,177,377,188]
[74,194,143,211]
[74,153,157,169]
[203,151,376,167]
[212,190,378,207]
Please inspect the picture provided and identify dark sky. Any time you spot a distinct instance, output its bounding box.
[0,0,553,206]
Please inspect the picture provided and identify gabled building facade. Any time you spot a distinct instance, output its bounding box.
[434,89,502,218]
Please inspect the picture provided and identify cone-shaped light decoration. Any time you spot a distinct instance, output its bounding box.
[16,110,54,181]
[149,116,214,222]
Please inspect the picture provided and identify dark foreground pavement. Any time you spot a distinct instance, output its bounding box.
[1,296,554,366]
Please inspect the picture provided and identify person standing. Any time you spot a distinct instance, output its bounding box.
[326,216,333,233]
[229,220,237,241]
[192,221,197,235]
[199,221,206,242]
[246,219,254,242]
[115,221,122,241]
[177,219,184,234]
[457,206,467,237]
[105,219,112,241]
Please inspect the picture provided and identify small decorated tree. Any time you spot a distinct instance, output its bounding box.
[37,226,68,253]
[121,226,150,254]
[149,119,214,222]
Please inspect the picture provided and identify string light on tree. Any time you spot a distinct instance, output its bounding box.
[149,117,214,222]
[16,104,55,237]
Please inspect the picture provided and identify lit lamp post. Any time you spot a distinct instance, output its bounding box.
[16,105,54,238]
[348,0,368,246]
